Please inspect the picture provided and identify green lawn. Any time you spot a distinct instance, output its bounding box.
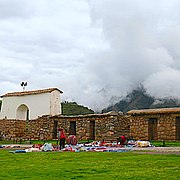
[0,150,179,180]
[150,140,180,147]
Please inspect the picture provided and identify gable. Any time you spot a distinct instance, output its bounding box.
[1,88,63,98]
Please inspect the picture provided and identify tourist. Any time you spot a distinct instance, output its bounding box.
[58,128,66,150]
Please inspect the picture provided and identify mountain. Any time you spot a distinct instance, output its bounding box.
[61,101,94,116]
[102,86,180,113]
[151,98,180,109]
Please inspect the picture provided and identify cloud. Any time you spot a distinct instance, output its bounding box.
[144,68,180,98]
[85,0,180,110]
[0,0,104,110]
[1,0,180,111]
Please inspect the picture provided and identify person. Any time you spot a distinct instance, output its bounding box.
[58,128,66,150]
[67,135,78,145]
[117,135,127,145]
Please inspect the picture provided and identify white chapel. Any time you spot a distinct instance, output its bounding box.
[0,88,63,120]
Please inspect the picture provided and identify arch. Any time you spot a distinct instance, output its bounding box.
[16,104,29,120]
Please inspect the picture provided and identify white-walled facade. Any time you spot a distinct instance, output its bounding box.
[0,88,63,120]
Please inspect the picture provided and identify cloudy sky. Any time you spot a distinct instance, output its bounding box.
[1,0,180,111]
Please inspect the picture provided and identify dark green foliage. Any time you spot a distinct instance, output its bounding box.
[62,101,94,116]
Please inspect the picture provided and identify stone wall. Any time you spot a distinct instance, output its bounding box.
[130,115,149,140]
[28,116,53,140]
[0,112,130,141]
[157,114,176,140]
[130,114,178,141]
[1,109,179,141]
[95,115,130,140]
[0,119,26,140]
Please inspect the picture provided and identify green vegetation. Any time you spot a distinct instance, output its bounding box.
[150,140,180,147]
[0,150,179,179]
[62,101,94,116]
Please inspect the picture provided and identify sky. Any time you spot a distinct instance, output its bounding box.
[1,0,180,111]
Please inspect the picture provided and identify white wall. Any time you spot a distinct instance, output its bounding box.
[0,90,61,120]
[50,90,61,116]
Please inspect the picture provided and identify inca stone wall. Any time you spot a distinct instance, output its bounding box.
[157,114,176,140]
[130,114,178,141]
[0,112,130,141]
[0,119,26,140]
[28,116,54,140]
[95,115,130,140]
[130,115,149,140]
[0,109,179,141]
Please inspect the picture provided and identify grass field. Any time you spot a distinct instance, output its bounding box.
[150,140,180,147]
[0,150,179,180]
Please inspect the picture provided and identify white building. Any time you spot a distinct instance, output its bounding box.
[0,88,63,120]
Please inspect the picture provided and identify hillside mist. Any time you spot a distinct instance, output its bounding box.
[102,86,180,113]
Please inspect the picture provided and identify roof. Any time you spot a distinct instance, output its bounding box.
[43,111,123,118]
[1,88,63,97]
[127,108,180,115]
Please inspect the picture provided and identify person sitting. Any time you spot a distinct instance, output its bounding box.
[67,135,78,145]
[117,135,127,145]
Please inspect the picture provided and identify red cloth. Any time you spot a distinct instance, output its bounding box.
[120,135,126,145]
[60,130,66,139]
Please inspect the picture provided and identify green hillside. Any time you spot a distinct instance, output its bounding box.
[61,101,94,116]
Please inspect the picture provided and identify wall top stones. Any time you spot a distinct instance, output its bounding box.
[43,111,123,119]
[127,107,180,116]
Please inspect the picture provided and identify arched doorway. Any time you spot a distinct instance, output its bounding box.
[16,104,29,120]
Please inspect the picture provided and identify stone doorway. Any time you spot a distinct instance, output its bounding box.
[148,118,158,140]
[176,117,180,140]
[69,121,76,135]
[53,120,58,139]
[89,120,95,140]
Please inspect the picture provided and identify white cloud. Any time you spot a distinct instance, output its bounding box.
[86,0,180,109]
[1,0,180,111]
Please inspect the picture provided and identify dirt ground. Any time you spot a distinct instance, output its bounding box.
[132,147,180,154]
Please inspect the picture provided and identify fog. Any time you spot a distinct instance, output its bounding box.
[1,0,180,111]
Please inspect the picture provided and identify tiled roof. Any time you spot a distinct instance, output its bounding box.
[127,107,180,115]
[1,88,63,97]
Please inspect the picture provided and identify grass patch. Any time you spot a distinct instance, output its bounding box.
[150,140,180,147]
[0,150,179,179]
